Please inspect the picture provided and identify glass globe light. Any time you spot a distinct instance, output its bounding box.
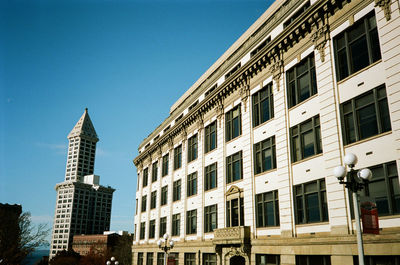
[106,261,111,265]
[111,257,116,262]
[157,239,162,246]
[344,153,358,166]
[333,166,346,180]
[170,240,174,247]
[115,262,119,265]
[163,233,169,240]
[358,168,372,181]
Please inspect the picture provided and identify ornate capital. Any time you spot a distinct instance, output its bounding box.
[181,128,187,150]
[375,0,391,21]
[215,100,224,128]
[137,160,143,171]
[157,144,162,157]
[239,77,251,112]
[310,24,330,62]
[269,58,284,90]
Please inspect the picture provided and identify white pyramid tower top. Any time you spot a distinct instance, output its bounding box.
[67,108,98,141]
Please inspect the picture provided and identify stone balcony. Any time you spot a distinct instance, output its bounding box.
[212,226,251,245]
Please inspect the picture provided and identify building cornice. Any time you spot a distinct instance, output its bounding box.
[133,0,350,167]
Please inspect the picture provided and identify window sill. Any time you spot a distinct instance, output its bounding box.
[337,59,382,85]
[252,117,275,130]
[187,194,198,199]
[225,134,242,145]
[226,178,244,186]
[204,187,218,193]
[187,158,198,166]
[205,147,218,155]
[254,168,277,177]
[291,152,323,166]
[295,221,330,228]
[344,131,392,148]
[288,93,318,112]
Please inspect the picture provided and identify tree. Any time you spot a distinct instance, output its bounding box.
[48,249,80,265]
[0,210,50,265]
[112,234,133,265]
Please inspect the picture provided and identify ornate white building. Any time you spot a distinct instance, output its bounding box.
[50,109,115,258]
[133,0,400,264]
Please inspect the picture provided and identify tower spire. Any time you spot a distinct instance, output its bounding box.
[68,108,98,141]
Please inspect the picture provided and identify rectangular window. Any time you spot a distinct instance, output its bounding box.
[172,213,181,236]
[173,180,181,201]
[187,172,198,197]
[334,11,381,81]
[159,217,167,237]
[287,53,317,108]
[254,136,276,174]
[205,121,217,153]
[162,154,169,176]
[152,162,158,182]
[157,253,164,265]
[149,219,155,239]
[226,151,243,184]
[255,190,279,227]
[185,253,196,265]
[283,1,310,28]
[143,168,148,187]
[226,198,244,227]
[290,115,322,162]
[225,63,241,79]
[138,253,144,265]
[204,204,218,233]
[139,222,145,240]
[255,254,280,265]
[146,253,153,265]
[252,82,274,127]
[250,36,271,58]
[296,255,331,265]
[203,253,217,265]
[161,186,168,206]
[188,134,198,162]
[354,255,400,265]
[141,195,147,212]
[294,178,328,224]
[350,161,399,217]
[150,191,157,209]
[186,209,197,234]
[226,105,242,141]
[174,145,182,170]
[205,163,217,191]
[340,85,391,145]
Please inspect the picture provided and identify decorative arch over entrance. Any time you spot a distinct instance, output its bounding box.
[223,246,249,265]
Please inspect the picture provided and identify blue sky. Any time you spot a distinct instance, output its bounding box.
[0,0,272,242]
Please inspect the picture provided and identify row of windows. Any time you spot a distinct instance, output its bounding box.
[141,80,392,191]
[145,11,382,161]
[138,161,400,236]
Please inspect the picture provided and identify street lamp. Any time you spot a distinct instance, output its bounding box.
[157,233,174,265]
[333,153,372,265]
[106,256,119,265]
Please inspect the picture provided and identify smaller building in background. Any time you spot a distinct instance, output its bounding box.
[72,232,121,256]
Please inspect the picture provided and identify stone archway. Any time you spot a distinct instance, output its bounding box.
[230,255,245,265]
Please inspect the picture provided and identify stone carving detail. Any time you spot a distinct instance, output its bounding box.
[196,113,204,139]
[215,100,224,128]
[137,161,143,171]
[181,128,187,151]
[239,77,251,112]
[310,24,330,62]
[375,0,391,21]
[157,144,162,156]
[269,57,284,90]
[167,137,174,151]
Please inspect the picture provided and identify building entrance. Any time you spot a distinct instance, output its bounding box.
[230,255,245,265]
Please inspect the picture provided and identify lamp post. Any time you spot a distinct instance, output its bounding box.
[157,233,174,265]
[106,256,119,265]
[333,153,372,265]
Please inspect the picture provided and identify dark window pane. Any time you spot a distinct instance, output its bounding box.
[358,104,379,139]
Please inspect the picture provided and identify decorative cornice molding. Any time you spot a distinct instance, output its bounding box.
[310,12,330,63]
[269,54,284,90]
[375,0,391,21]
[215,99,224,128]
[240,77,251,112]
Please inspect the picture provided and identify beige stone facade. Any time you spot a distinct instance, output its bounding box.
[132,0,400,264]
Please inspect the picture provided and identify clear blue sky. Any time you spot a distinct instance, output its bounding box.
[0,0,272,242]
